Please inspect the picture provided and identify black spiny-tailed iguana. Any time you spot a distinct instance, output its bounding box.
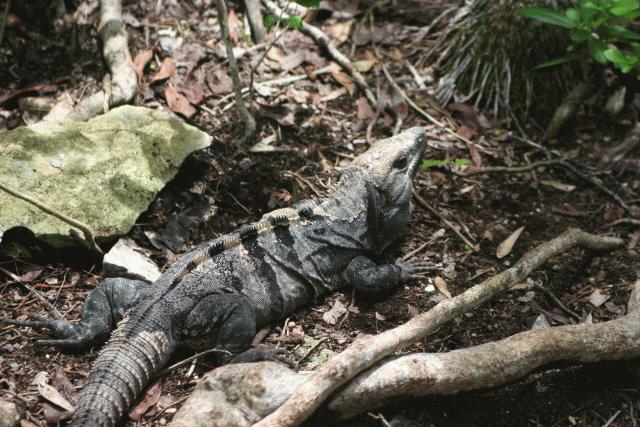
[4,127,430,426]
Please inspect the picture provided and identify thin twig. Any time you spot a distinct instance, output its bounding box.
[153,348,231,379]
[298,337,327,364]
[381,64,472,146]
[216,0,256,145]
[454,159,563,177]
[0,266,64,320]
[262,0,377,106]
[283,171,322,198]
[533,283,581,322]
[0,181,102,254]
[412,190,477,251]
[604,218,640,228]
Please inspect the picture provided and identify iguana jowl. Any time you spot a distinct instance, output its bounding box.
[6,127,429,426]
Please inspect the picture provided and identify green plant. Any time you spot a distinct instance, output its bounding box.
[519,0,640,76]
[264,0,319,30]
[420,158,470,170]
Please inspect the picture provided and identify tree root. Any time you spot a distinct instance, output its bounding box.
[545,81,590,140]
[262,0,377,107]
[169,229,623,427]
[47,0,137,122]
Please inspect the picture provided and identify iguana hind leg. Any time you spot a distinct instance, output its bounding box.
[3,277,147,349]
[181,293,292,366]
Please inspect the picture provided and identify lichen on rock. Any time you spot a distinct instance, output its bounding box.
[0,105,212,248]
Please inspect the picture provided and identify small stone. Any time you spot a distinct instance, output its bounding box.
[0,399,23,427]
[102,238,161,283]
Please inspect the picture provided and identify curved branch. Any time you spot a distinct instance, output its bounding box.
[234,229,622,426]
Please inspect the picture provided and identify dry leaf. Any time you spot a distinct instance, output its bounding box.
[227,9,241,44]
[129,381,162,421]
[325,21,352,46]
[207,69,233,95]
[254,103,295,126]
[322,300,347,325]
[353,59,376,73]
[133,49,153,82]
[540,180,576,192]
[181,75,205,106]
[434,276,452,299]
[587,289,609,307]
[375,312,386,321]
[356,96,375,121]
[280,51,306,71]
[330,70,355,94]
[36,375,75,412]
[496,226,525,259]
[164,87,196,118]
[149,58,176,85]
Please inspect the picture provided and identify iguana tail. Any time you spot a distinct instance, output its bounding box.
[68,314,176,427]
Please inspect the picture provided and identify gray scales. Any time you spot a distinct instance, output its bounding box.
[4,127,431,427]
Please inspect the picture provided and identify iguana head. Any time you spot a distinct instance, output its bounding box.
[353,126,427,204]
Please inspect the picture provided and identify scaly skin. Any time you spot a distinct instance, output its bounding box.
[4,127,430,426]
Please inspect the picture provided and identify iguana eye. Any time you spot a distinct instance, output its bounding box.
[393,156,408,170]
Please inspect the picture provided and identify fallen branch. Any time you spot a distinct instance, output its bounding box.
[59,0,137,121]
[0,181,102,254]
[262,0,377,106]
[171,229,626,427]
[412,190,477,251]
[454,159,563,177]
[217,0,256,145]
[254,229,623,427]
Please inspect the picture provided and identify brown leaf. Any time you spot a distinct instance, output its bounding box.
[228,9,241,44]
[496,226,525,259]
[17,266,43,282]
[164,86,196,118]
[406,304,420,317]
[36,375,75,412]
[254,103,295,126]
[357,96,375,121]
[540,180,576,192]
[449,103,494,132]
[467,142,483,167]
[133,49,154,82]
[330,69,356,95]
[53,367,76,400]
[181,75,205,106]
[280,51,306,71]
[128,381,162,421]
[149,58,176,85]
[325,21,352,47]
[206,69,233,95]
[434,276,452,299]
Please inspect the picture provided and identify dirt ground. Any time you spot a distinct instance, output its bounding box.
[1,1,640,426]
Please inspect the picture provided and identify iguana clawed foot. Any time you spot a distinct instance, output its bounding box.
[2,315,96,349]
[397,259,439,281]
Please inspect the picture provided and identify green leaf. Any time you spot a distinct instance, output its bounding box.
[604,46,626,65]
[533,54,580,69]
[610,0,639,16]
[287,15,303,30]
[453,158,471,166]
[293,0,320,7]
[588,39,608,63]
[263,13,279,30]
[607,24,640,40]
[420,159,445,170]
[518,7,575,28]
[566,8,580,24]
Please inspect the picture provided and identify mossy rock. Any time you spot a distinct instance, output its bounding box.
[0,106,212,248]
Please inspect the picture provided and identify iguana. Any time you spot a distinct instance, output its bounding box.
[4,127,430,427]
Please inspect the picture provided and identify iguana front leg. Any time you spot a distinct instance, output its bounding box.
[2,277,147,349]
[344,256,435,294]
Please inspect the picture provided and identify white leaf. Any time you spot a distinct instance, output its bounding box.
[36,375,75,412]
[322,300,347,325]
[496,226,525,259]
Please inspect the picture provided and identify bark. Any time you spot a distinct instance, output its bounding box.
[244,0,265,43]
[170,278,640,425]
[169,229,624,427]
[58,0,137,121]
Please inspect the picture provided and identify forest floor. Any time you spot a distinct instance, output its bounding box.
[1,1,640,426]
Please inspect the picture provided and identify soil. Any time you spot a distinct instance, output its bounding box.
[1,1,640,426]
